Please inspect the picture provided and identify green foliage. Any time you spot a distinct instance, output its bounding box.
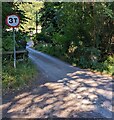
[39,2,114,52]
[36,2,114,75]
[2,32,14,51]
[35,43,66,60]
[39,2,64,37]
[34,33,52,43]
[105,55,114,65]
[103,55,114,75]
[2,2,14,29]
[16,30,27,50]
[2,30,27,52]
[2,60,37,90]
[76,47,100,68]
[15,2,43,32]
[2,2,28,30]
[52,33,67,45]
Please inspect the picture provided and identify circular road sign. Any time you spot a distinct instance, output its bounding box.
[6,14,20,27]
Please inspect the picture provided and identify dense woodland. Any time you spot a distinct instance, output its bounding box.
[35,2,114,75]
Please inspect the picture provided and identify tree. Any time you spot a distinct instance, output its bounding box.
[2,2,28,30]
[2,2,28,52]
[38,2,114,69]
[15,2,43,32]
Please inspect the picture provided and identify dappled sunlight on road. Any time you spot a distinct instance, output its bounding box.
[2,70,113,118]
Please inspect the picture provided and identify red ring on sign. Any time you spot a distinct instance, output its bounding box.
[6,14,20,28]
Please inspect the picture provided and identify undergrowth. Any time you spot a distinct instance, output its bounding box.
[2,60,37,91]
[35,43,114,76]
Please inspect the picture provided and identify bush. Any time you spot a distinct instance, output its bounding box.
[2,32,14,51]
[103,55,114,75]
[34,33,52,44]
[3,31,27,51]
[16,39,27,50]
[35,43,114,75]
[75,47,101,68]
[35,43,66,60]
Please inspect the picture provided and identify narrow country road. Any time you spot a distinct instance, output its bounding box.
[2,47,113,119]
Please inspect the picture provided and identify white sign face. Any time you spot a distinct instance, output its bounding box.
[6,14,20,27]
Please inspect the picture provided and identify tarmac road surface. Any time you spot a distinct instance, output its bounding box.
[2,47,113,119]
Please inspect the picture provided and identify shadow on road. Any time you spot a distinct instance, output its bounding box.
[2,48,114,119]
[2,70,113,119]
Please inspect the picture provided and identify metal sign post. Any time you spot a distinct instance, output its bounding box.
[6,14,20,68]
[13,28,16,68]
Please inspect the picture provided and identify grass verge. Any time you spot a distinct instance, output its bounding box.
[2,59,37,92]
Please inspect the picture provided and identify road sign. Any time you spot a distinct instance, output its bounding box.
[6,14,20,68]
[6,14,20,27]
